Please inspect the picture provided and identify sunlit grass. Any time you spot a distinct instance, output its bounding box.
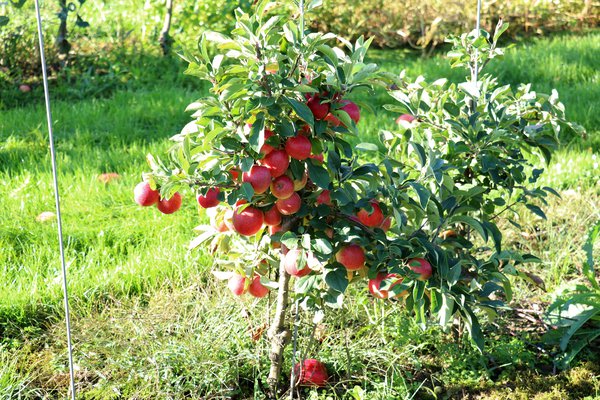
[0,31,598,398]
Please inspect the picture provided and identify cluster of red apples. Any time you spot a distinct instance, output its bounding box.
[134,93,431,302]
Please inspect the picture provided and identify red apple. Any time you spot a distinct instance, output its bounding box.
[408,258,432,281]
[248,275,269,298]
[197,187,220,208]
[316,190,332,206]
[356,200,384,227]
[306,94,330,120]
[157,192,182,214]
[368,272,406,299]
[228,274,247,296]
[293,359,328,387]
[270,175,295,199]
[269,224,283,235]
[243,165,272,194]
[134,182,159,206]
[223,209,235,231]
[19,84,31,93]
[260,129,276,155]
[324,113,341,127]
[263,207,282,226]
[230,168,240,181]
[232,205,264,236]
[396,114,415,124]
[379,217,392,232]
[285,135,312,160]
[309,153,324,164]
[336,244,365,270]
[276,192,301,215]
[260,149,290,178]
[340,100,360,123]
[283,249,311,277]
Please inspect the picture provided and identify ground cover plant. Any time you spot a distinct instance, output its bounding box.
[0,2,598,398]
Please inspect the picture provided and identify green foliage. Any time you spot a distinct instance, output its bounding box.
[141,0,579,351]
[543,220,600,369]
[315,0,598,49]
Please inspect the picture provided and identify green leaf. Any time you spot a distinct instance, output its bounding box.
[525,204,547,220]
[325,268,348,293]
[285,97,315,126]
[307,160,331,189]
[482,221,502,253]
[249,114,265,153]
[239,182,255,201]
[448,215,488,242]
[355,142,379,152]
[409,182,430,209]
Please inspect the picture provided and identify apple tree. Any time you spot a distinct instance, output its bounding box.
[134,0,579,396]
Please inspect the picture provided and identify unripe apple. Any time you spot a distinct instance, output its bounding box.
[228,273,247,296]
[283,249,311,277]
[276,192,301,215]
[356,200,384,227]
[232,205,264,236]
[340,100,360,123]
[197,187,220,208]
[134,182,159,206]
[293,172,308,191]
[270,175,295,199]
[306,94,330,120]
[243,165,272,194]
[368,272,406,299]
[396,114,415,124]
[157,192,182,214]
[285,135,312,160]
[336,244,365,270]
[260,149,290,178]
[260,129,276,155]
[316,190,332,206]
[248,275,269,298]
[223,209,235,231]
[408,258,432,280]
[263,207,282,226]
[293,359,328,387]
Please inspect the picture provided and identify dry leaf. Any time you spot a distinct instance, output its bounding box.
[97,173,120,184]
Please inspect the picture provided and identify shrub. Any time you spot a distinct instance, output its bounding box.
[136,0,580,394]
[313,0,598,49]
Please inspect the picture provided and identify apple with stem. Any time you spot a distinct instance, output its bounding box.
[157,192,182,214]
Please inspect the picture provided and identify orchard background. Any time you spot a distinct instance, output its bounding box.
[1,0,599,399]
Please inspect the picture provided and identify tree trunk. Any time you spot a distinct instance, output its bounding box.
[266,258,291,398]
[159,0,174,56]
[56,0,71,55]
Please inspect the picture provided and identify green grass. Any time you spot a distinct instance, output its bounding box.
[1,30,599,398]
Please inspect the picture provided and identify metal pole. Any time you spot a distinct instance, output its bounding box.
[33,1,76,399]
[473,0,482,83]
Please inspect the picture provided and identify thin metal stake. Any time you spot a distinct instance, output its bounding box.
[33,1,76,399]
[473,0,482,83]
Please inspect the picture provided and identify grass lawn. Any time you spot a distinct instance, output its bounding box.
[1,31,599,399]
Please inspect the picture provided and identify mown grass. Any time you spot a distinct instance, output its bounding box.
[1,30,599,399]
